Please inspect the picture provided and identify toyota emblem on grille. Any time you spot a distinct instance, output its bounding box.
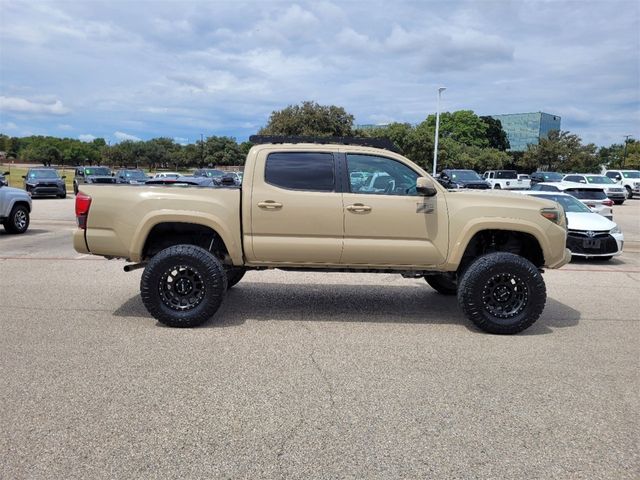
[586,231,595,237]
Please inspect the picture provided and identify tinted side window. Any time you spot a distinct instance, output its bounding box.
[564,175,581,182]
[265,152,334,192]
[605,171,618,179]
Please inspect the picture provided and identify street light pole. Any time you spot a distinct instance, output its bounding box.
[432,87,447,177]
[622,135,631,168]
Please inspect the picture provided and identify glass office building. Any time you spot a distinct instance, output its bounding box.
[490,112,561,152]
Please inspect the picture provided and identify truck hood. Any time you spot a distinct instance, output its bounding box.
[1,185,31,199]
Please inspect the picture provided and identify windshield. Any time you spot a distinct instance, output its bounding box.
[565,188,607,200]
[541,172,564,181]
[585,175,614,184]
[85,167,111,176]
[622,171,640,178]
[448,170,482,181]
[124,170,147,180]
[28,170,59,179]
[495,170,517,179]
[530,194,591,213]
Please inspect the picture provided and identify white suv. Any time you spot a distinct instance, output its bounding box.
[563,173,627,205]
[603,170,640,199]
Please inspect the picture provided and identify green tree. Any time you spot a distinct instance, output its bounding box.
[259,101,354,137]
[426,110,489,148]
[520,130,598,172]
[480,116,510,150]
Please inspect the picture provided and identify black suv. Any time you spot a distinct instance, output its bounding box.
[115,169,149,184]
[23,168,67,198]
[530,171,564,186]
[437,169,490,190]
[73,166,116,194]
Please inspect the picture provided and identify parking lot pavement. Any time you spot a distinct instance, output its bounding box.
[1,198,639,478]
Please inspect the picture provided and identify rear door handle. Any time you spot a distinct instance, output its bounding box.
[257,200,283,209]
[346,204,372,212]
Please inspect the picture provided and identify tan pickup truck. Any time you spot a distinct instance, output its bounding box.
[74,136,571,334]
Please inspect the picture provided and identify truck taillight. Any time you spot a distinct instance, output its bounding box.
[602,199,613,207]
[75,192,92,229]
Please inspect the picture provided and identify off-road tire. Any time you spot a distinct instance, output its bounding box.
[3,204,30,234]
[425,273,457,295]
[226,268,246,289]
[140,244,227,327]
[457,252,546,334]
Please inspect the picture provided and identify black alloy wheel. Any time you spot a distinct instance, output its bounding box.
[141,244,227,327]
[457,252,546,334]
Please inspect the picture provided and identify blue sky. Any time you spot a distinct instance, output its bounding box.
[0,0,638,146]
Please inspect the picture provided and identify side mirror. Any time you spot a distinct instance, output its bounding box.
[615,175,621,180]
[61,175,67,179]
[2,171,9,176]
[416,177,437,196]
[112,172,115,176]
[22,175,26,179]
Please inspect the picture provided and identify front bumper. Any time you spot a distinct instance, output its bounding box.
[27,183,65,196]
[567,231,623,257]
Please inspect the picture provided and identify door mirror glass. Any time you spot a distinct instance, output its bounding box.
[416,177,437,196]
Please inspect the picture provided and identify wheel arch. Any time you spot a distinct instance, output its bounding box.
[448,221,549,271]
[131,213,242,265]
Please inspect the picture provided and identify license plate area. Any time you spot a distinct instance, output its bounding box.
[583,238,601,249]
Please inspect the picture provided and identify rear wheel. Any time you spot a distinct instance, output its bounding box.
[3,204,30,234]
[140,244,227,327]
[425,273,457,295]
[494,184,502,189]
[457,252,546,334]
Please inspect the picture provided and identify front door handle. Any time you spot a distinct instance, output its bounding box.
[257,200,283,209]
[346,203,372,212]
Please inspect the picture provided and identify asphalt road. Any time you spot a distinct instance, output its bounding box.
[1,197,638,479]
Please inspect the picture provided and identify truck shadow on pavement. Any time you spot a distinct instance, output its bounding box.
[114,282,580,335]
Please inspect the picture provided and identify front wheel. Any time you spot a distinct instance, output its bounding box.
[613,200,624,205]
[625,186,633,199]
[3,204,30,234]
[140,244,227,327]
[457,252,546,334]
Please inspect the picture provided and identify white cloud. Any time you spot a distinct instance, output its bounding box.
[78,134,96,142]
[114,131,141,142]
[1,121,19,131]
[57,123,73,130]
[0,0,637,145]
[0,96,70,115]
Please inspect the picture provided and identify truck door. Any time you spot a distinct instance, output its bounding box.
[247,150,344,264]
[341,153,448,266]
